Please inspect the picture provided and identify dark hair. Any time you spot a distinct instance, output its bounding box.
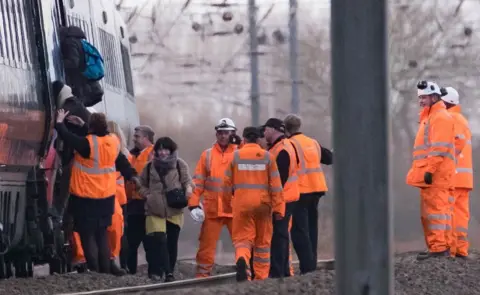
[154,137,178,154]
[89,113,108,135]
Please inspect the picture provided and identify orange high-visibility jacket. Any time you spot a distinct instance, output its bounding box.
[127,145,153,200]
[115,152,132,206]
[406,101,456,188]
[449,105,473,189]
[223,143,285,217]
[269,138,300,203]
[289,134,328,193]
[189,143,238,218]
[70,134,119,198]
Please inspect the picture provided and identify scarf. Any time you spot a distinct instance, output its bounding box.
[153,151,178,176]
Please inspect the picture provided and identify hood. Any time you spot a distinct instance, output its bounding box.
[59,26,86,41]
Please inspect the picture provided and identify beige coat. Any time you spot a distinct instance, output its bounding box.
[139,158,193,218]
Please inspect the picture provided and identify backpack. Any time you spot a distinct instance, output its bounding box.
[80,39,105,81]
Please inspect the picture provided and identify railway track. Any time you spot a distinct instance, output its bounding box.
[55,259,335,295]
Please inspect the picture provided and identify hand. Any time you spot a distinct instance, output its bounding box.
[424,172,433,185]
[190,208,205,223]
[66,115,85,126]
[273,212,283,221]
[56,109,70,123]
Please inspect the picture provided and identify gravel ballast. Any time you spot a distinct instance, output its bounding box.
[1,251,480,295]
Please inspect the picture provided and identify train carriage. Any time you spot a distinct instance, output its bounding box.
[0,0,139,278]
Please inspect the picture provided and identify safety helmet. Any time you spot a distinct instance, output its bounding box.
[417,80,441,96]
[215,118,237,131]
[440,86,459,105]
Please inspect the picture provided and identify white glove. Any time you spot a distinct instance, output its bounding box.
[190,208,205,223]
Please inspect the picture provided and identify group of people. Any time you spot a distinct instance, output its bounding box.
[407,81,473,260]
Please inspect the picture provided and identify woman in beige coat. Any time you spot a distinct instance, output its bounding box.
[138,137,193,281]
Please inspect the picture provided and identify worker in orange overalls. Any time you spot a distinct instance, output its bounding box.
[283,114,332,274]
[440,86,473,259]
[262,118,299,278]
[188,118,239,278]
[125,125,155,274]
[406,80,456,261]
[224,126,284,282]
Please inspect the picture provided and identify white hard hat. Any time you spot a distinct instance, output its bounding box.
[417,80,441,96]
[441,87,459,105]
[215,118,236,131]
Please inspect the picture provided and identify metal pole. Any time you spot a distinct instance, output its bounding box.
[289,0,299,114]
[331,0,393,294]
[248,0,260,126]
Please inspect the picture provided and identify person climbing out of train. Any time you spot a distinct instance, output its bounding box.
[125,125,155,274]
[223,126,285,282]
[59,26,104,107]
[188,118,239,278]
[439,86,473,259]
[136,137,193,282]
[283,114,332,274]
[262,118,300,278]
[406,81,456,261]
[68,120,130,276]
[54,109,138,274]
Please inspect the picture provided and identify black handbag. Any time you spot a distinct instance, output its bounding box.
[147,161,188,209]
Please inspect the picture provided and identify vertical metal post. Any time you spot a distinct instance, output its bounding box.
[289,0,299,114]
[248,0,260,126]
[331,0,393,294]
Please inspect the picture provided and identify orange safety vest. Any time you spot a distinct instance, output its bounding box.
[70,134,119,198]
[449,105,473,189]
[289,134,328,194]
[127,145,153,200]
[406,102,456,188]
[189,143,238,218]
[224,143,285,217]
[269,138,300,203]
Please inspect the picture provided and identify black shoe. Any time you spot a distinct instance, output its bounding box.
[416,249,450,261]
[165,273,175,282]
[236,257,248,282]
[149,274,163,281]
[75,263,88,273]
[110,260,127,276]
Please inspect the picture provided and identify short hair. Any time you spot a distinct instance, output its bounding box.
[89,113,108,135]
[284,114,302,134]
[134,125,155,143]
[154,137,178,154]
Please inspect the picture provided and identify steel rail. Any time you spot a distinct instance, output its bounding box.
[55,259,335,295]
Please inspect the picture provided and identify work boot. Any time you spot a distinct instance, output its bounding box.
[110,259,127,276]
[149,274,163,281]
[416,249,450,261]
[74,262,88,273]
[236,257,248,282]
[165,273,175,282]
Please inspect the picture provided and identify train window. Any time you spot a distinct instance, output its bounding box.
[15,0,30,65]
[120,44,135,99]
[0,2,7,59]
[102,11,108,24]
[120,27,124,39]
[69,0,74,9]
[2,1,14,64]
[98,29,121,89]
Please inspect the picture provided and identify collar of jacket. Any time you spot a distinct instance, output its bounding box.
[288,132,302,138]
[448,104,462,114]
[213,142,236,153]
[268,135,286,151]
[242,143,260,149]
[419,100,446,121]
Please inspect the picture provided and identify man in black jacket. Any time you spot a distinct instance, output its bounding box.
[59,26,103,107]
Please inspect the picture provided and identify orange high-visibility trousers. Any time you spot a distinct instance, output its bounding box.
[195,217,233,278]
[233,210,273,281]
[420,187,453,253]
[453,188,470,256]
[71,199,124,263]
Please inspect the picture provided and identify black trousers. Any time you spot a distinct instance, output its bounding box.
[291,193,322,274]
[145,220,181,276]
[78,225,110,273]
[119,205,128,269]
[126,214,146,274]
[269,202,294,278]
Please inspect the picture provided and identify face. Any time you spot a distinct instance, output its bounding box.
[133,130,148,149]
[216,130,233,147]
[263,126,275,144]
[418,94,438,108]
[258,137,268,149]
[156,148,171,159]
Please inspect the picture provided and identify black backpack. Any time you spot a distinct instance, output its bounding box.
[146,161,188,209]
